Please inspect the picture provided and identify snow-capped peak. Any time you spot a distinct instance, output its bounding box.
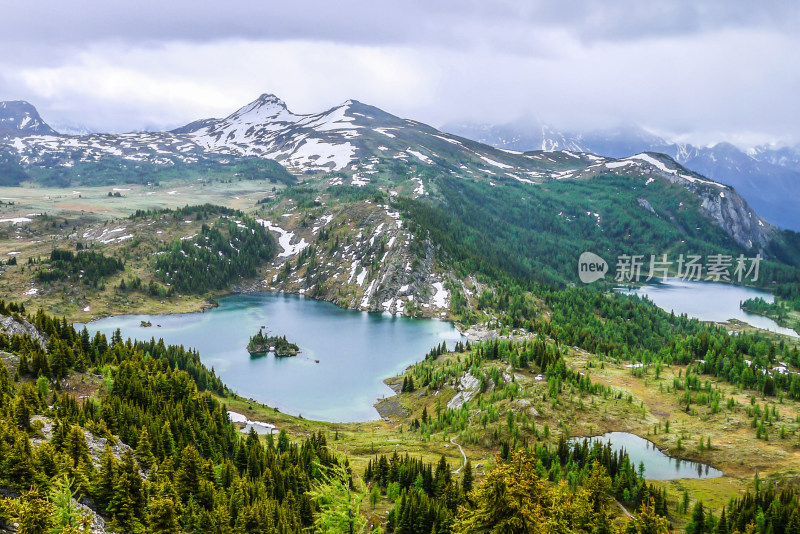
[225,94,299,126]
[0,100,59,137]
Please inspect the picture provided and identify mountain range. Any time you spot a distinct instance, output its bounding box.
[443,119,800,232]
[0,94,794,262]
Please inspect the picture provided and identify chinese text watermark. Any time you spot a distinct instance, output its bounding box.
[578,252,761,284]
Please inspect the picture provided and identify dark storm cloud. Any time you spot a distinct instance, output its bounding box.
[2,1,796,49]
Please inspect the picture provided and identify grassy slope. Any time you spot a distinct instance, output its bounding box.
[0,179,291,319]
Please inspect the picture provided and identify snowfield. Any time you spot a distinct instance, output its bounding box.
[257,220,309,258]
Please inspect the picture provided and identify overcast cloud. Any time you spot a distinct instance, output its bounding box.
[1,0,798,146]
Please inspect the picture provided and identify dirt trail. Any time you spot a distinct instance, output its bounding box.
[450,437,467,473]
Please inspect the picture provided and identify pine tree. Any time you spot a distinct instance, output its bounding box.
[35,375,49,398]
[160,421,175,458]
[147,497,179,534]
[176,445,202,502]
[135,427,156,470]
[234,441,248,473]
[64,425,90,466]
[108,471,136,530]
[462,460,473,494]
[787,509,800,534]
[13,396,31,431]
[277,429,290,453]
[687,501,706,534]
[716,508,730,534]
[107,451,144,531]
[95,444,118,513]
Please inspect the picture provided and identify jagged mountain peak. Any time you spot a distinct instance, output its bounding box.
[254,93,287,107]
[225,93,297,125]
[0,100,59,137]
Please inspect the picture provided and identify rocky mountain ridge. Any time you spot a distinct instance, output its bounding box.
[0,95,783,254]
[444,119,800,231]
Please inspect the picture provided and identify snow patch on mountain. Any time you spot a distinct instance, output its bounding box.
[407,149,432,164]
[257,219,309,258]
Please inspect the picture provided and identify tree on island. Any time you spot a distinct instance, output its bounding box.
[247,328,300,357]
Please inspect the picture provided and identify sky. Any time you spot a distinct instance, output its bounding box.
[1,0,799,147]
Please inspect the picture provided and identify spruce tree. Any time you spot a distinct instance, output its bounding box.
[95,444,118,513]
[686,501,706,534]
[65,425,90,467]
[147,497,180,534]
[462,460,474,494]
[135,427,156,470]
[13,396,30,431]
[716,508,730,534]
[277,429,290,453]
[160,421,175,458]
[176,445,202,502]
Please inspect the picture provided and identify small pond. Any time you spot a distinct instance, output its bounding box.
[570,432,722,480]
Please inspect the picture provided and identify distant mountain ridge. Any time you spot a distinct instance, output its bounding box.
[443,119,800,231]
[0,94,785,254]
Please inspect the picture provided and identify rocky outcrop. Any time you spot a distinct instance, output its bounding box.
[698,188,773,249]
[447,372,481,410]
[261,202,454,319]
[630,152,775,250]
[31,415,134,468]
[0,313,47,349]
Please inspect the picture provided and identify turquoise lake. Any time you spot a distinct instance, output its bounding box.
[82,292,464,422]
[618,279,798,338]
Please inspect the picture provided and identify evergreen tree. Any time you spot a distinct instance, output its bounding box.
[95,444,118,513]
[716,508,730,534]
[147,497,180,534]
[277,429,290,453]
[687,501,707,534]
[626,498,673,534]
[160,421,175,458]
[135,427,156,470]
[462,459,473,495]
[176,445,202,502]
[1,487,55,534]
[13,396,31,431]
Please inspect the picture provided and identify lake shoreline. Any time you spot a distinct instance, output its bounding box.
[80,291,465,423]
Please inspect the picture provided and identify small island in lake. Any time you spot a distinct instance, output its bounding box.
[247,328,300,357]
